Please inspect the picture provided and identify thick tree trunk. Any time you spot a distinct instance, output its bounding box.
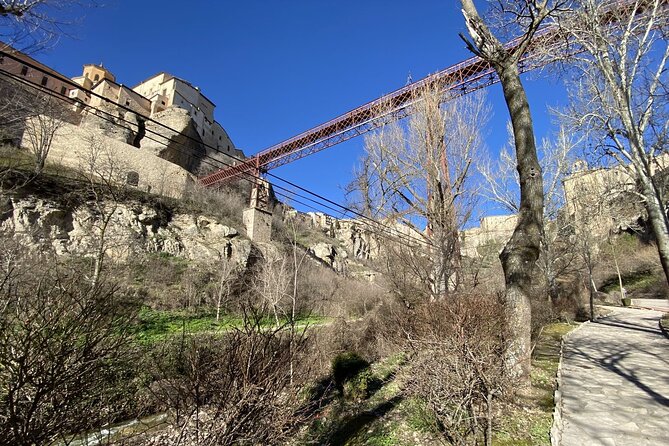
[496,64,544,383]
[460,0,545,385]
[638,173,669,290]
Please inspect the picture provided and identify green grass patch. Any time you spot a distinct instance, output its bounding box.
[360,424,399,446]
[371,353,406,383]
[492,322,578,446]
[134,307,238,343]
[601,269,662,294]
[403,397,438,434]
[134,307,328,343]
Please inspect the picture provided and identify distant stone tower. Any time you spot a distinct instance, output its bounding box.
[243,179,272,242]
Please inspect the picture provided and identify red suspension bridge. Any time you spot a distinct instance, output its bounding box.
[197,28,561,187]
[199,0,664,189]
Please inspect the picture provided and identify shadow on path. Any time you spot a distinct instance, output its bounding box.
[594,318,662,336]
[316,395,403,446]
[566,310,669,407]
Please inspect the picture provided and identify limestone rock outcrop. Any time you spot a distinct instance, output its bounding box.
[141,107,207,174]
[335,221,380,261]
[309,241,347,273]
[81,103,139,145]
[0,196,252,266]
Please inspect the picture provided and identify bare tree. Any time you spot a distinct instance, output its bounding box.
[398,295,510,446]
[0,74,67,188]
[564,158,648,314]
[21,94,66,175]
[78,134,131,286]
[555,0,669,289]
[0,0,97,52]
[254,253,291,327]
[0,240,139,446]
[145,312,313,446]
[351,84,488,301]
[480,124,582,301]
[215,258,240,322]
[459,0,568,382]
[568,180,604,320]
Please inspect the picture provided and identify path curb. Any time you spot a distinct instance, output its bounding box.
[630,301,669,339]
[660,317,669,339]
[549,321,588,446]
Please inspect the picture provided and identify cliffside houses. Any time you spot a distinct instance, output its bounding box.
[0,44,242,197]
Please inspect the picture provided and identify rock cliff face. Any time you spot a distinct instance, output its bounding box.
[299,212,381,265]
[141,107,207,174]
[81,103,139,146]
[0,196,253,266]
[0,193,385,282]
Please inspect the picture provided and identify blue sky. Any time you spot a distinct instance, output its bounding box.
[34,0,569,221]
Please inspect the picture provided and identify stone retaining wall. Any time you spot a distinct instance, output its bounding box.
[21,117,195,199]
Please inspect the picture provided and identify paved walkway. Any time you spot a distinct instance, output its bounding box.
[559,307,669,445]
[632,298,669,312]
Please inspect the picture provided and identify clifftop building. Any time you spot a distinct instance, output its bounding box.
[3,42,244,198]
[69,64,244,170]
[133,72,238,158]
[66,63,244,174]
[0,43,74,99]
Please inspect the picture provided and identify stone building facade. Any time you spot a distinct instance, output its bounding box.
[66,65,244,175]
[28,118,195,199]
[0,43,74,98]
[132,72,242,162]
[460,214,518,258]
[562,155,669,234]
[2,43,244,195]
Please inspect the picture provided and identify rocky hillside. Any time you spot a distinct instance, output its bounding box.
[1,195,256,265]
[0,174,383,282]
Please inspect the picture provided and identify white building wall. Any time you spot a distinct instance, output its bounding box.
[132,72,244,162]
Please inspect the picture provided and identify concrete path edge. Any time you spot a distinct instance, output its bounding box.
[660,317,669,339]
[550,321,588,446]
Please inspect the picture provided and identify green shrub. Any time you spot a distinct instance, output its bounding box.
[331,352,369,392]
[342,368,382,400]
[404,398,439,434]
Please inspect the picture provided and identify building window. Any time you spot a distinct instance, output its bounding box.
[0,56,4,64]
[41,76,48,86]
[125,100,130,106]
[161,100,165,105]
[211,130,214,135]
[20,65,28,76]
[94,74,100,82]
[60,86,67,95]
[126,171,139,187]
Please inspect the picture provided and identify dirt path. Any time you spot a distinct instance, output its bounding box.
[558,307,669,445]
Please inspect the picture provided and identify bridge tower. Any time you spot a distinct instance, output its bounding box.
[242,175,272,242]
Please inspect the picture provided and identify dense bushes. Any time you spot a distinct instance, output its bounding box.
[383,294,511,446]
[142,315,314,445]
[0,245,142,445]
